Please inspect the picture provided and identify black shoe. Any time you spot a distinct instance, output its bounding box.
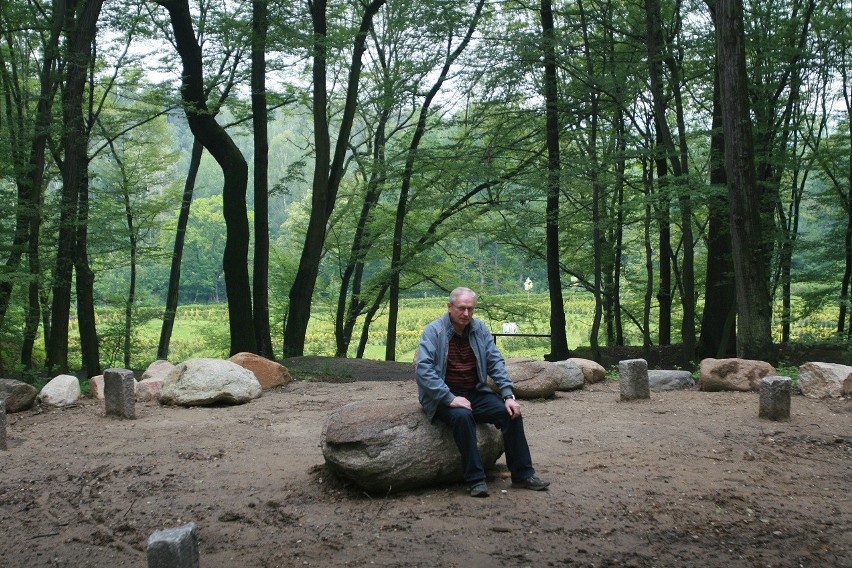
[469,481,489,497]
[512,475,550,491]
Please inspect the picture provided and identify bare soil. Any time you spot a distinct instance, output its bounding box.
[1,356,850,568]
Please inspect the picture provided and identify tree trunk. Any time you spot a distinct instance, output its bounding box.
[642,155,654,357]
[157,0,255,356]
[101,142,137,369]
[752,0,815,315]
[577,0,602,360]
[832,26,851,337]
[356,288,388,359]
[106,146,139,369]
[252,0,273,358]
[75,175,100,377]
[841,210,852,337]
[21,248,42,368]
[0,0,61,358]
[46,0,105,373]
[714,0,775,362]
[666,6,696,365]
[158,139,202,360]
[653,153,672,347]
[22,172,46,369]
[335,109,389,357]
[386,0,484,361]
[838,94,851,336]
[612,108,627,346]
[699,66,737,358]
[646,0,683,349]
[284,0,386,358]
[540,0,569,361]
[0,179,31,367]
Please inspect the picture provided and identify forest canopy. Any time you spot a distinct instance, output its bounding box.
[0,0,850,378]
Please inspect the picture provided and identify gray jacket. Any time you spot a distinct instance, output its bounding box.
[415,313,515,422]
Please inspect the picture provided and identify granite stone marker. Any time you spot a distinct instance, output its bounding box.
[618,358,650,401]
[147,522,199,568]
[759,376,792,421]
[0,400,6,450]
[104,368,136,419]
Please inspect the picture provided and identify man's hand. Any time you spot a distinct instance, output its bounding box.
[449,396,472,410]
[505,398,521,419]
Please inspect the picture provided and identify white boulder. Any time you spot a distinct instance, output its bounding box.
[159,358,262,406]
[38,374,81,407]
[797,362,852,399]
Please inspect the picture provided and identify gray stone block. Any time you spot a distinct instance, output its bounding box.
[618,358,650,401]
[759,376,792,421]
[147,522,199,568]
[104,368,136,419]
[1,400,6,450]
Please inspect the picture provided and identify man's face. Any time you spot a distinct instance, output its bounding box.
[448,292,476,330]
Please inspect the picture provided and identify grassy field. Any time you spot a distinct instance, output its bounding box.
[130,293,593,365]
[83,292,596,369]
[50,290,842,373]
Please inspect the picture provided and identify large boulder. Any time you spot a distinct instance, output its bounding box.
[38,375,81,406]
[159,358,262,406]
[137,360,174,402]
[552,360,585,391]
[699,358,776,392]
[0,379,39,412]
[141,359,175,381]
[649,370,696,392]
[569,358,607,384]
[797,362,852,399]
[321,401,503,493]
[504,358,560,399]
[228,352,292,389]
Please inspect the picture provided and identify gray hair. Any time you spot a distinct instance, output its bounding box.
[449,287,477,305]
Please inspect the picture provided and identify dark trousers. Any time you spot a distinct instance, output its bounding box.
[434,389,536,485]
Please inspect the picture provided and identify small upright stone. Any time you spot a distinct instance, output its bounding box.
[147,522,199,568]
[759,376,792,421]
[0,400,7,450]
[618,358,650,401]
[104,368,136,419]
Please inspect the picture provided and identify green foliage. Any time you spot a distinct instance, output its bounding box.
[1,0,850,377]
[135,305,231,364]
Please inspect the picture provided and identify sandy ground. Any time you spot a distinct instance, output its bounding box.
[1,357,850,568]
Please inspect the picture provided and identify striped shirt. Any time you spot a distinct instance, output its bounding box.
[445,332,477,391]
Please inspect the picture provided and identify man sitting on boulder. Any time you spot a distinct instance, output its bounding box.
[415,286,550,497]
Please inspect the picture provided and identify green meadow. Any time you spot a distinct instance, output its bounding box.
[62,290,842,373]
[73,292,594,369]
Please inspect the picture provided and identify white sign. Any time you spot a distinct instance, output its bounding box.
[502,322,519,334]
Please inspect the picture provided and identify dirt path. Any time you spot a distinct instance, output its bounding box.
[1,359,850,567]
